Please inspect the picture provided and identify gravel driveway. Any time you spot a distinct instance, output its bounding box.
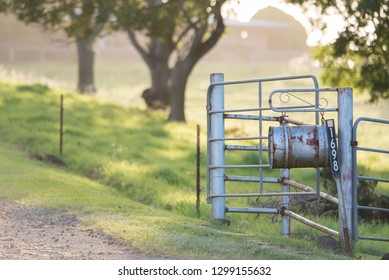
[0,199,152,260]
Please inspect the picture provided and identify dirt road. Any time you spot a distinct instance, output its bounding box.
[0,199,153,260]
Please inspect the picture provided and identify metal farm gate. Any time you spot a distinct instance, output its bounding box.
[206,73,389,254]
[352,117,389,242]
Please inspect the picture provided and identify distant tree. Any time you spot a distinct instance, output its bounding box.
[116,0,228,122]
[0,0,10,12]
[288,0,389,101]
[11,0,119,94]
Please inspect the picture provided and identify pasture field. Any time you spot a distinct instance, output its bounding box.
[0,59,388,259]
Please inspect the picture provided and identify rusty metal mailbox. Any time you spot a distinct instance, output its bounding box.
[268,125,330,169]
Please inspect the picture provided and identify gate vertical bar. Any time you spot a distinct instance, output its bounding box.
[337,87,354,247]
[258,81,264,193]
[281,119,290,236]
[281,169,291,236]
[352,120,359,241]
[210,73,226,221]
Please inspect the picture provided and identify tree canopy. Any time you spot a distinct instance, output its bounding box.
[10,0,119,93]
[0,0,10,12]
[288,0,389,101]
[5,0,230,121]
[116,0,228,121]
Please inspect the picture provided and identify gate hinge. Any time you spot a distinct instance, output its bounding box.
[350,140,358,146]
[206,104,212,111]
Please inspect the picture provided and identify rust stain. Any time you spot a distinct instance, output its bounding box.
[305,137,319,147]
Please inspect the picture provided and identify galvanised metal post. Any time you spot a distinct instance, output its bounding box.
[210,73,226,221]
[281,169,291,236]
[337,88,354,248]
[280,119,290,236]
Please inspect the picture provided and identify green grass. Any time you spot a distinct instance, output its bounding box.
[0,132,348,260]
[0,59,388,259]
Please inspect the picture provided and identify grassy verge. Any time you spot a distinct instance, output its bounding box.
[0,141,350,259]
[0,77,388,259]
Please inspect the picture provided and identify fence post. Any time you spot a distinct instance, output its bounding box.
[60,94,64,156]
[281,169,291,236]
[210,73,226,221]
[280,119,290,236]
[196,124,201,218]
[338,87,354,251]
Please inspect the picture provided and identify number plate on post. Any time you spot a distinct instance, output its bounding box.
[326,119,340,179]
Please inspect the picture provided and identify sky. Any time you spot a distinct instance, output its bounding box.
[229,0,343,46]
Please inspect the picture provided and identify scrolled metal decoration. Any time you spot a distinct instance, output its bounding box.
[318,97,329,109]
[279,91,291,104]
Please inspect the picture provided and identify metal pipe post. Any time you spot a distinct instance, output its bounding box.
[337,88,354,247]
[210,73,226,221]
[281,168,291,236]
[279,117,291,236]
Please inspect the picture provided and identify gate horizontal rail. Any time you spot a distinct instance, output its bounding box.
[282,179,339,204]
[225,176,279,183]
[225,145,268,151]
[209,164,270,169]
[226,207,279,214]
[209,136,267,141]
[283,210,339,237]
[209,192,316,198]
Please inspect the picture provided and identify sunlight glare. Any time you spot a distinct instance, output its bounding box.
[229,0,344,46]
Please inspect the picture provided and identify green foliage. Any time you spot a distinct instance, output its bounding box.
[0,0,11,12]
[289,0,389,101]
[320,167,389,221]
[115,0,229,121]
[0,82,195,212]
[7,1,126,93]
[11,0,118,38]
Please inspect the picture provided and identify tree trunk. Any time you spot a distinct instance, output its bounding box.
[127,3,225,120]
[128,33,172,109]
[169,62,191,122]
[76,36,96,94]
[143,62,170,109]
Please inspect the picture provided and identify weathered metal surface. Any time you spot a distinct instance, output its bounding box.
[209,192,315,198]
[224,114,279,121]
[224,145,268,151]
[358,236,389,242]
[281,168,290,236]
[209,164,270,169]
[282,116,309,126]
[337,88,353,250]
[225,176,279,183]
[283,210,339,238]
[209,73,226,221]
[282,179,339,204]
[358,176,389,183]
[268,125,329,169]
[226,207,279,214]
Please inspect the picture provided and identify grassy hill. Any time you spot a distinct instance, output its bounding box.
[0,81,388,259]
